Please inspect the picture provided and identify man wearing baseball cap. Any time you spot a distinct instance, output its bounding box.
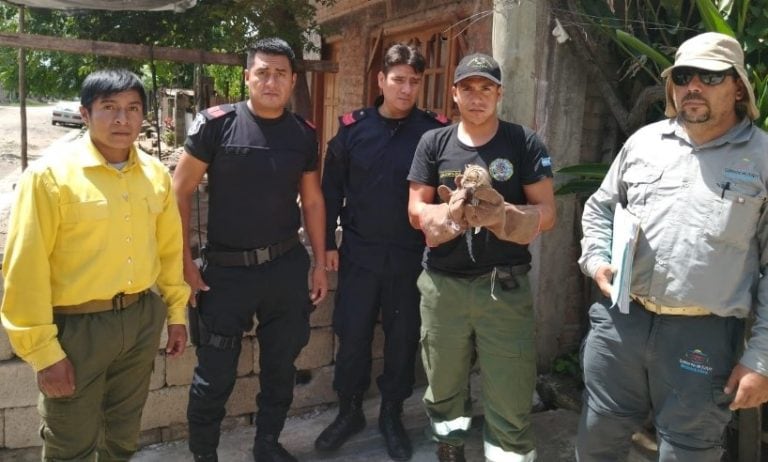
[408,53,556,462]
[577,32,768,461]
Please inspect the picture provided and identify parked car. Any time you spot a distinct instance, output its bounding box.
[51,103,84,127]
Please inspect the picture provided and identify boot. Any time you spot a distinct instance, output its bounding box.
[314,394,366,451]
[436,442,466,462]
[378,400,412,461]
[252,434,297,462]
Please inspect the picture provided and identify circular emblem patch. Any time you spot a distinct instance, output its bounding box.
[489,158,514,181]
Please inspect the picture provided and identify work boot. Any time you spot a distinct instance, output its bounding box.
[314,394,366,451]
[252,435,297,462]
[193,453,218,462]
[378,400,412,460]
[436,442,466,462]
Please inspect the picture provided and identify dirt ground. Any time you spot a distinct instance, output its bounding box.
[0,103,81,175]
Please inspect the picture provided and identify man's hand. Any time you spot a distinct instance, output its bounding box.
[437,184,468,227]
[166,324,187,358]
[725,364,768,410]
[37,358,76,398]
[325,250,339,272]
[593,264,614,298]
[310,265,328,305]
[183,259,209,307]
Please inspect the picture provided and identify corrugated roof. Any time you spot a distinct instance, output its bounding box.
[5,1,197,12]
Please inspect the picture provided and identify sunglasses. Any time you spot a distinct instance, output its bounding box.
[670,67,735,86]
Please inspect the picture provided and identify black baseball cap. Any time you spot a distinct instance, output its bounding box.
[453,53,502,85]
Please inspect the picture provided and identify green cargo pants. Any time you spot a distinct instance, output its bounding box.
[38,291,167,461]
[418,268,536,460]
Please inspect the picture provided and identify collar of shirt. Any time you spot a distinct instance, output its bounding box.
[74,135,142,171]
[664,117,754,150]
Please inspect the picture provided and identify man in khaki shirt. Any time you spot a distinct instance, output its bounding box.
[1,69,189,461]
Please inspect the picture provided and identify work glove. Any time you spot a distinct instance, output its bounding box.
[418,201,464,247]
[487,204,541,244]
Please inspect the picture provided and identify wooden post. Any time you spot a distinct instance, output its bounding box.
[18,6,27,171]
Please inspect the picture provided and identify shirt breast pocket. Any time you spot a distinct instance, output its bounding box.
[623,167,662,219]
[706,190,765,248]
[59,200,109,251]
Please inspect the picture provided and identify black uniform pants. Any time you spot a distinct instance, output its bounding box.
[332,254,422,402]
[187,246,311,455]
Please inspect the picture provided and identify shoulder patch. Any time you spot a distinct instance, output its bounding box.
[201,104,235,120]
[292,113,316,130]
[340,109,367,127]
[425,110,450,126]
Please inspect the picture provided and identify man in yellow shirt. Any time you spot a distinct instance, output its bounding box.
[0,69,189,461]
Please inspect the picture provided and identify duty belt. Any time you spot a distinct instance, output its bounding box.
[204,236,300,267]
[53,290,150,315]
[631,294,712,317]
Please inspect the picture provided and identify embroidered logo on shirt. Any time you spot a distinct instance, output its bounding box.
[187,113,205,136]
[489,158,514,181]
[679,349,713,376]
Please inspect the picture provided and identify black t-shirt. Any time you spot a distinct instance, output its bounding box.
[184,101,318,250]
[407,121,553,276]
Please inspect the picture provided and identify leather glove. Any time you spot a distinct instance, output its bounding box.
[464,186,505,228]
[437,184,468,227]
[486,204,541,244]
[418,202,464,247]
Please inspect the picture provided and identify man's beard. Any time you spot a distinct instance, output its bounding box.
[679,94,710,123]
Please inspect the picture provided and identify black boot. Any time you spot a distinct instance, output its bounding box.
[252,435,297,462]
[193,453,218,462]
[379,400,412,461]
[314,394,366,451]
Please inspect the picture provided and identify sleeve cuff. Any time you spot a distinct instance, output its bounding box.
[25,342,67,373]
[740,350,768,378]
[167,304,187,326]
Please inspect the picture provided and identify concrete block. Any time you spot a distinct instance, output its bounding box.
[310,293,334,328]
[0,359,38,409]
[371,323,384,360]
[159,422,189,444]
[138,428,162,448]
[149,354,166,391]
[225,376,259,417]
[0,325,14,361]
[253,338,260,375]
[157,320,168,350]
[295,327,334,370]
[166,346,197,386]
[140,385,189,430]
[292,365,336,410]
[4,406,41,449]
[237,338,253,377]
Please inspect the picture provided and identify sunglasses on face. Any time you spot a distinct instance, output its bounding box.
[670,67,735,86]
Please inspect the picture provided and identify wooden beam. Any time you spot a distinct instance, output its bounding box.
[0,32,338,72]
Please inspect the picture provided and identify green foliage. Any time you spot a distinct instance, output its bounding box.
[552,352,582,380]
[0,0,336,99]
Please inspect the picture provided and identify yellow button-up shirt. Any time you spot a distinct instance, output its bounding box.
[0,136,190,371]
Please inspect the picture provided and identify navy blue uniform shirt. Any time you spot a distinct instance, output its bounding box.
[322,105,448,272]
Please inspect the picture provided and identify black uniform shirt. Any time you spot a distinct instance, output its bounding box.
[322,106,448,272]
[185,101,318,250]
[407,121,553,276]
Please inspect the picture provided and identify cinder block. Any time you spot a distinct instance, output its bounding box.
[158,320,168,350]
[138,428,162,448]
[310,293,334,328]
[0,359,38,409]
[295,328,334,370]
[237,338,253,377]
[225,376,259,417]
[292,365,336,410]
[4,406,41,449]
[371,323,384,359]
[0,325,14,361]
[166,346,197,386]
[149,354,166,390]
[252,339,260,375]
[159,422,189,444]
[140,385,189,430]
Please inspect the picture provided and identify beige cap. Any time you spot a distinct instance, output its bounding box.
[662,32,759,120]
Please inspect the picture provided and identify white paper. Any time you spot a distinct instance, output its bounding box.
[610,205,640,314]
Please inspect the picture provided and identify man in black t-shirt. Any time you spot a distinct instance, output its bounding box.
[407,53,556,462]
[173,37,327,462]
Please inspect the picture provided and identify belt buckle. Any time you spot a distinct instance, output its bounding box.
[255,247,271,264]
